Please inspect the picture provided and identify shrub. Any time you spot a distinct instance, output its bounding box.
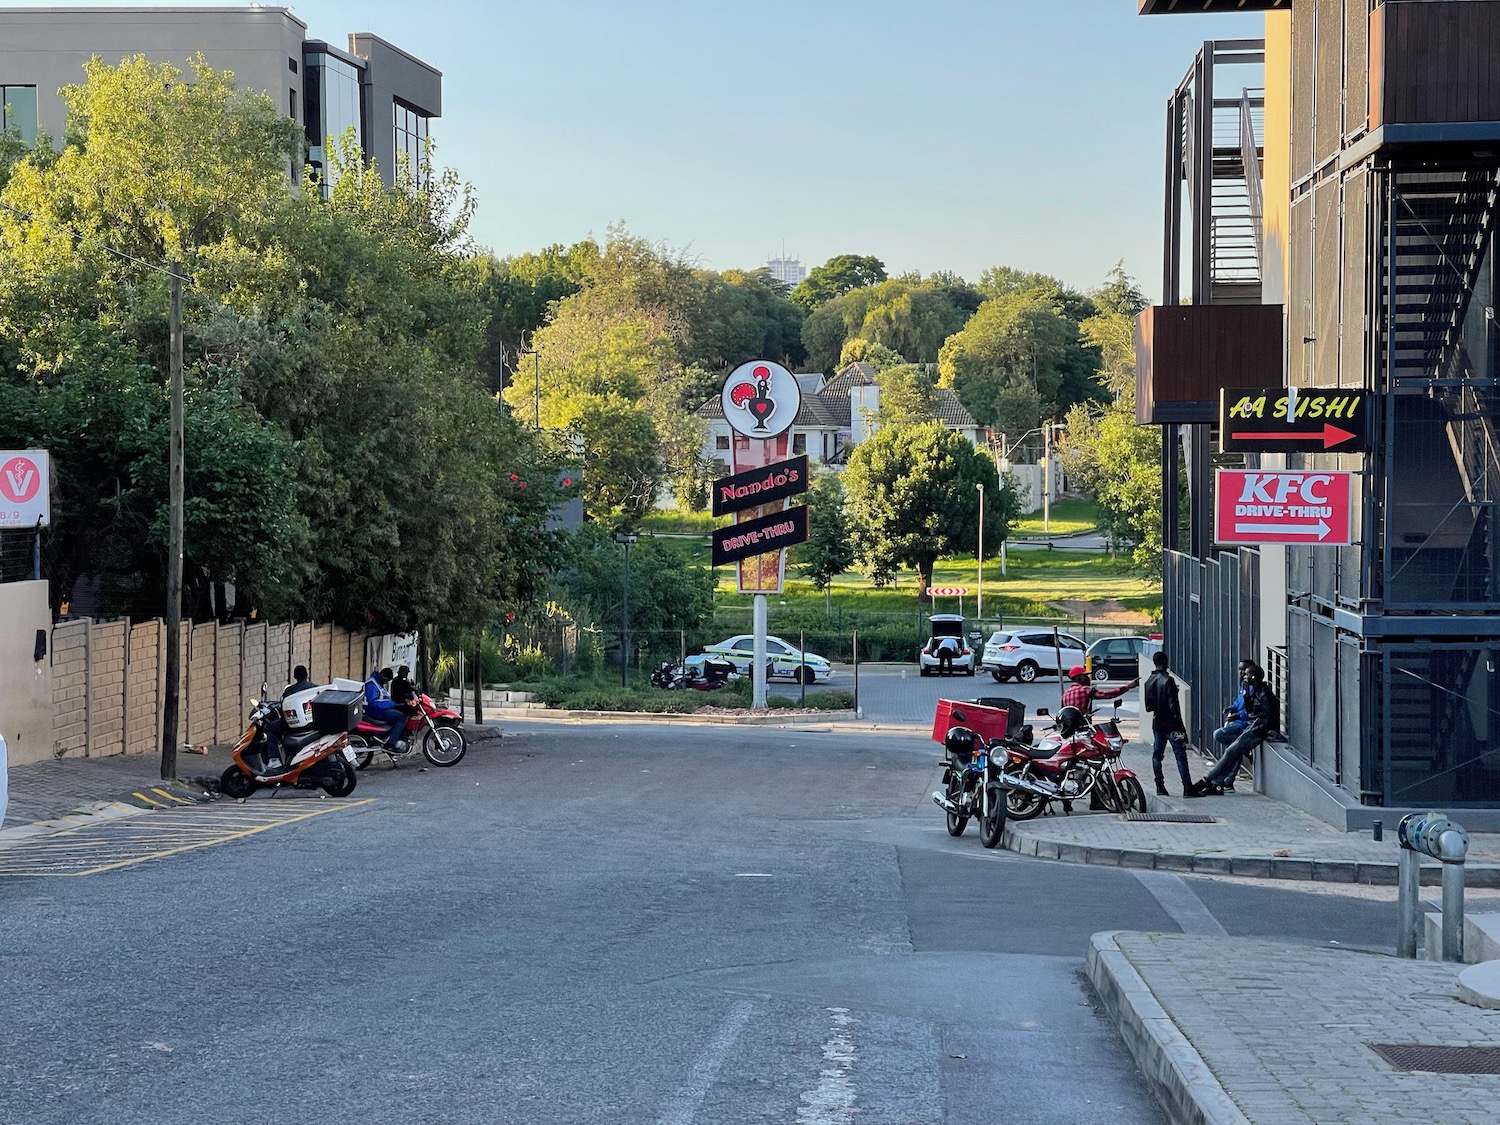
[767,695,798,709]
[802,689,857,711]
[514,644,553,681]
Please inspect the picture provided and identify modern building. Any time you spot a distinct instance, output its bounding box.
[766,256,807,288]
[0,6,441,190]
[695,361,985,478]
[1138,0,1500,827]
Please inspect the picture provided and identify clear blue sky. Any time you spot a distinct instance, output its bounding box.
[4,0,1264,298]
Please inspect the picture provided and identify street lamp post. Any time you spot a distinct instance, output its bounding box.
[975,481,984,622]
[616,534,637,687]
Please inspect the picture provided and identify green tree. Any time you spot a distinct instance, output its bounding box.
[837,338,904,371]
[802,278,977,372]
[872,364,938,428]
[791,253,887,310]
[555,525,714,634]
[843,422,1009,598]
[796,472,856,604]
[937,290,1076,431]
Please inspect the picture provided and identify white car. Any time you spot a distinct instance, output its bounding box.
[702,635,834,683]
[918,614,975,676]
[980,629,1087,683]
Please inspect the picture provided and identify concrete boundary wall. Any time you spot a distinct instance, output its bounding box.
[41,615,369,760]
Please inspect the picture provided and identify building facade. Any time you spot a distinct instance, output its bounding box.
[0,7,441,190]
[1140,0,1500,826]
[766,256,807,287]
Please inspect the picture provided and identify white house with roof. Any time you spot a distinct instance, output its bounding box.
[695,362,987,478]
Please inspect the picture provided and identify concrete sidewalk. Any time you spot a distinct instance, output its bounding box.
[1089,930,1500,1125]
[1004,739,1500,887]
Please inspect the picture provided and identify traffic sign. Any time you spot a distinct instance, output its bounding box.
[1219,388,1370,453]
[1214,469,1353,545]
[0,450,49,528]
[925,586,970,597]
[711,455,809,517]
[711,504,809,567]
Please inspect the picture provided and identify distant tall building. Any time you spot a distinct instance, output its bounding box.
[767,256,806,287]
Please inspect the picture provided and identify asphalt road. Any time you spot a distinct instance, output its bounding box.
[0,721,1398,1124]
[829,662,1131,728]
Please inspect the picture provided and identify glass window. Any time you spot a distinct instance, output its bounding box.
[792,432,807,455]
[732,640,753,652]
[715,435,729,451]
[392,96,431,188]
[303,52,362,196]
[0,86,38,144]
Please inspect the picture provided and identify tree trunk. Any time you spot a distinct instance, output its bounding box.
[918,560,935,603]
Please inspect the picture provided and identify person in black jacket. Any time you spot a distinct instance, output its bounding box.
[1143,650,1195,797]
[1192,664,1277,796]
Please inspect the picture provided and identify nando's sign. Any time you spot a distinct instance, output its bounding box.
[712,454,809,517]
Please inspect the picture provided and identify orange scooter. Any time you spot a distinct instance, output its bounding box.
[219,687,360,799]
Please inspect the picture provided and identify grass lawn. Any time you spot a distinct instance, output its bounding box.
[1011,497,1101,537]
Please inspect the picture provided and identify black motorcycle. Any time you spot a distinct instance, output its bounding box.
[931,725,1008,848]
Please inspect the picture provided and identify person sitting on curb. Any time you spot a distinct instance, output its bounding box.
[1191,664,1279,796]
[1061,665,1137,716]
[1143,650,1195,798]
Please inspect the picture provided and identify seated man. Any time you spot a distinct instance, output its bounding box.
[1213,659,1255,748]
[265,665,318,773]
[364,667,407,751]
[1192,664,1278,796]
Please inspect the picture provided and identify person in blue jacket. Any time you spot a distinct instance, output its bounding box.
[364,667,406,750]
[1213,659,1255,747]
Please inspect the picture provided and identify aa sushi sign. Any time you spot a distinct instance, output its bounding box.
[1214,469,1353,546]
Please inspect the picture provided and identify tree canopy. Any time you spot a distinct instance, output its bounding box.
[790,253,887,310]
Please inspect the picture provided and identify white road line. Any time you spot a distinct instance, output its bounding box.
[1133,869,1229,936]
[795,1007,859,1124]
[657,1000,756,1125]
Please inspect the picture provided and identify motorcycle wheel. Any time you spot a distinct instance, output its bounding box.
[423,724,467,767]
[1006,787,1046,821]
[980,785,1007,848]
[945,778,969,837]
[219,766,258,800]
[1117,775,1148,814]
[1094,773,1123,814]
[348,733,377,771]
[321,754,358,797]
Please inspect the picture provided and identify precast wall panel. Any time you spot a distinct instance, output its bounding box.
[291,623,312,680]
[1314,180,1341,384]
[1315,0,1343,162]
[187,622,216,749]
[215,623,243,744]
[88,620,127,756]
[266,624,290,690]
[311,624,332,685]
[125,620,162,756]
[241,622,268,703]
[51,621,89,758]
[1344,0,1368,136]
[1292,0,1317,182]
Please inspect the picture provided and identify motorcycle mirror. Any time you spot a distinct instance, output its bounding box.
[250,698,259,707]
[1036,707,1050,717]
[262,681,269,696]
[1113,699,1121,711]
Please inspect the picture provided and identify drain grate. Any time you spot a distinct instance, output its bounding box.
[1125,812,1216,824]
[1369,1044,1500,1074]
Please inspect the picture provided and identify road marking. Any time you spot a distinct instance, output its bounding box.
[734,872,774,878]
[130,791,168,808]
[151,787,196,805]
[1132,869,1229,936]
[0,799,373,877]
[795,1007,859,1124]
[657,1000,755,1125]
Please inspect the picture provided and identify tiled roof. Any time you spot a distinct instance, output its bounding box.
[696,394,850,429]
[932,388,978,428]
[821,362,879,395]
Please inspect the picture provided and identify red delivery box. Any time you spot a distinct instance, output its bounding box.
[932,697,1025,746]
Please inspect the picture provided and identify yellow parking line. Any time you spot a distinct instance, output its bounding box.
[131,792,168,808]
[151,788,197,805]
[0,799,374,877]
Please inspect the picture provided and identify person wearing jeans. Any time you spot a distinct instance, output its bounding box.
[1142,650,1194,797]
[1213,659,1255,747]
[364,668,406,750]
[1195,665,1275,795]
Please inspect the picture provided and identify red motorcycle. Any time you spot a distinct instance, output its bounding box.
[998,702,1146,820]
[349,693,467,769]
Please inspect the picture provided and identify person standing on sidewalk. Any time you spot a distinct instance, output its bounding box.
[1192,664,1279,796]
[1143,650,1195,797]
[1062,666,1138,716]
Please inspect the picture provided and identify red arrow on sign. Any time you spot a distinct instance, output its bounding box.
[1230,423,1358,450]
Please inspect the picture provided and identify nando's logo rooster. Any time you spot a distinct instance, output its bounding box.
[728,365,776,431]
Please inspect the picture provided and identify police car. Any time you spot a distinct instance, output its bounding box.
[702,635,834,683]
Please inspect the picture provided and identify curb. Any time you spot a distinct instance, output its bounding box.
[1003,825,1500,887]
[1086,931,1250,1125]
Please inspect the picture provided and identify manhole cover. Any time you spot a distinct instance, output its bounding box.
[1369,1044,1500,1074]
[1125,812,1216,824]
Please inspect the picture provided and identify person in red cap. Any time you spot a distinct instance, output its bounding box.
[1061,664,1137,716]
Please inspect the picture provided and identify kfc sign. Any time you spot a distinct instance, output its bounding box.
[1214,469,1353,546]
[0,450,49,529]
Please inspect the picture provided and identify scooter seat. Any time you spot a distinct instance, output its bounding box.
[283,729,324,753]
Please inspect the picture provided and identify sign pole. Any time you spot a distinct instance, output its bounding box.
[752,594,768,709]
[162,261,184,783]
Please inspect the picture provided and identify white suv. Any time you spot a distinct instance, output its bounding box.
[980,630,1087,683]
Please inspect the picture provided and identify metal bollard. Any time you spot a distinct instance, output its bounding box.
[1396,812,1470,961]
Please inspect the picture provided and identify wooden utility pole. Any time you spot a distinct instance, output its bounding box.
[161,261,184,781]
